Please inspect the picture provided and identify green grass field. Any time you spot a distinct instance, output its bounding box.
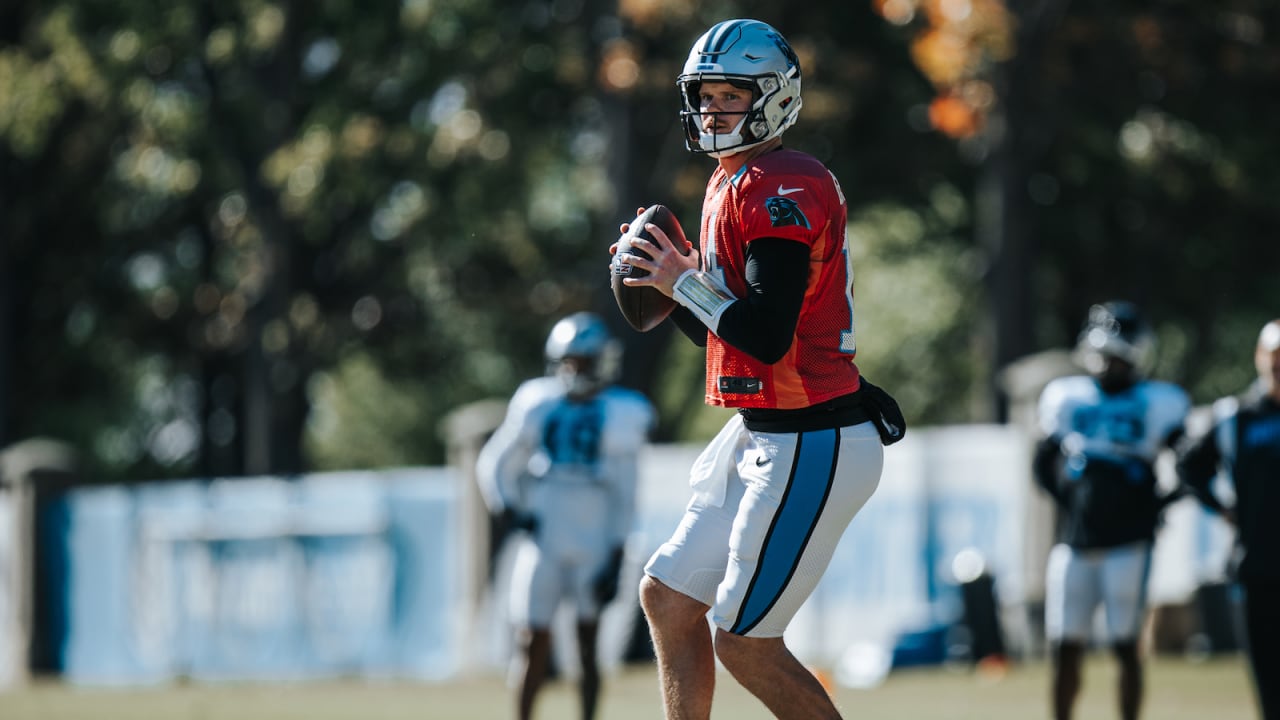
[0,655,1256,719]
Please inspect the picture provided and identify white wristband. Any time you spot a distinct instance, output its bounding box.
[672,269,737,332]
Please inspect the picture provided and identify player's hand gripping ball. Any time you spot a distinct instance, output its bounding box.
[610,204,690,332]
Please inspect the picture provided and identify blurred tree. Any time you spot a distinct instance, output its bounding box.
[883,0,1280,414]
[1021,0,1280,403]
[0,0,641,479]
[0,0,1277,483]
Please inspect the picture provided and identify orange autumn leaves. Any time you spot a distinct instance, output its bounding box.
[874,0,1015,139]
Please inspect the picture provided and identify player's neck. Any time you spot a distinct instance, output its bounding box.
[1265,383,1280,404]
[1096,373,1138,395]
[717,138,783,176]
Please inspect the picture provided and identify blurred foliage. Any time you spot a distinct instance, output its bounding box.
[304,352,431,470]
[848,198,985,425]
[0,0,1278,482]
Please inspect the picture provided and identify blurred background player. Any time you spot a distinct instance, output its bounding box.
[1177,318,1280,720]
[613,18,902,720]
[476,312,656,720]
[1032,300,1190,720]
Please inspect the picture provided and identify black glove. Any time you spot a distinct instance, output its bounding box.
[1155,485,1189,513]
[859,377,907,446]
[1032,436,1067,503]
[501,507,539,536]
[592,546,625,606]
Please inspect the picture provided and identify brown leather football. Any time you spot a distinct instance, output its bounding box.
[610,205,690,332]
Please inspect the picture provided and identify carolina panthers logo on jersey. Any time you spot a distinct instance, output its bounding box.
[1244,416,1280,449]
[765,196,810,228]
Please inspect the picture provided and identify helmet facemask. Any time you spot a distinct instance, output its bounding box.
[544,313,620,398]
[552,356,607,398]
[1074,302,1156,391]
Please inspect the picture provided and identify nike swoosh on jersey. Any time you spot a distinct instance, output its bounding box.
[776,185,803,196]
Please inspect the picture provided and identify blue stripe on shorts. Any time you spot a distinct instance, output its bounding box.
[730,428,838,635]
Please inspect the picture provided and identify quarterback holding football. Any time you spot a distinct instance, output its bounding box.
[609,18,904,720]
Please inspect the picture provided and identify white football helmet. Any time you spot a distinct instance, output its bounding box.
[678,19,803,158]
[544,312,620,397]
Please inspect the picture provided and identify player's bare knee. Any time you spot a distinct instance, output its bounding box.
[712,628,761,671]
[639,575,704,627]
[637,574,663,613]
[638,575,676,615]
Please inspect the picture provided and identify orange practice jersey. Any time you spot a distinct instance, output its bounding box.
[700,148,861,409]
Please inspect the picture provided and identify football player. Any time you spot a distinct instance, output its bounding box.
[1033,301,1190,720]
[1177,318,1280,720]
[610,19,903,720]
[476,312,655,720]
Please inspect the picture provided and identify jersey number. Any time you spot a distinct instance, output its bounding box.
[542,404,603,464]
[840,246,857,354]
[1072,407,1145,445]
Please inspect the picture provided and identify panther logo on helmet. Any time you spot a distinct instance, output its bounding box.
[766,31,801,72]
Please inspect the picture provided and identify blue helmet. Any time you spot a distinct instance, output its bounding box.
[544,312,620,396]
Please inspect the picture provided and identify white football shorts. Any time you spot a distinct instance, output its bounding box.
[644,420,883,638]
[1044,540,1153,644]
[508,481,616,628]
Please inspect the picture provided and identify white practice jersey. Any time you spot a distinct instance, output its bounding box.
[477,377,656,548]
[1039,376,1190,465]
[1037,375,1190,548]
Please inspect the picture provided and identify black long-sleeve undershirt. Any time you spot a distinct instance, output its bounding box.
[668,237,810,364]
[1176,426,1230,516]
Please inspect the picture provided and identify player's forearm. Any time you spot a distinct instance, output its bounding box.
[715,299,799,363]
[481,444,531,512]
[1175,434,1227,514]
[669,306,708,346]
[695,238,808,364]
[1032,436,1067,504]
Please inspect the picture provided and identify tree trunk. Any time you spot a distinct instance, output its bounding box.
[980,0,1070,421]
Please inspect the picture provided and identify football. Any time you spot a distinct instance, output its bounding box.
[610,204,690,333]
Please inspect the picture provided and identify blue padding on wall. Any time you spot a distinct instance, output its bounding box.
[49,469,460,685]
